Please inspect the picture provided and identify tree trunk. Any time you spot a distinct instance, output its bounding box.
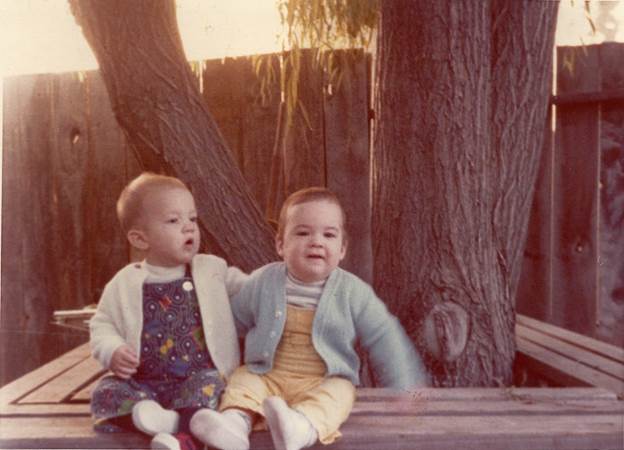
[69,0,276,271]
[372,0,558,386]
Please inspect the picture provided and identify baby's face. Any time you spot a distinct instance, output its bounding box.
[277,199,346,283]
[139,187,200,267]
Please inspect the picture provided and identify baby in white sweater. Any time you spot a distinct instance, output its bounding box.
[89,172,247,450]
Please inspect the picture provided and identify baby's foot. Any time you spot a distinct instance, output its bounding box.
[189,408,250,450]
[262,396,317,450]
[132,400,180,436]
[151,432,199,450]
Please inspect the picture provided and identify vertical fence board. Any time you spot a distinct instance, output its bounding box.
[1,75,85,386]
[1,50,373,384]
[45,72,92,368]
[552,46,601,336]
[1,76,49,385]
[325,51,372,283]
[47,73,90,310]
[83,72,135,303]
[202,58,245,168]
[597,43,624,346]
[282,49,325,194]
[239,55,281,217]
[202,56,281,220]
[517,105,553,321]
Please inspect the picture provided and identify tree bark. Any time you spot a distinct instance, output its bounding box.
[372,0,558,386]
[69,0,276,271]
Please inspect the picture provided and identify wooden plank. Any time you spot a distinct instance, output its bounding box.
[516,101,553,321]
[516,337,624,395]
[18,357,103,404]
[596,42,624,348]
[202,55,282,217]
[353,398,624,416]
[47,72,90,311]
[550,87,624,105]
[552,45,601,336]
[71,371,108,402]
[517,325,624,381]
[357,386,618,401]
[517,314,624,363]
[0,403,89,416]
[8,391,621,419]
[340,414,623,450]
[18,382,621,413]
[325,50,373,284]
[0,416,149,449]
[0,343,90,408]
[238,55,282,215]
[281,48,325,194]
[1,413,621,450]
[1,74,55,387]
[202,57,246,168]
[83,71,135,306]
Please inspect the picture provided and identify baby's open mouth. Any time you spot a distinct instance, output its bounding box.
[185,238,194,246]
[307,254,323,259]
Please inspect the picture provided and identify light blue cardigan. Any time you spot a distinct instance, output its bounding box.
[231,262,429,389]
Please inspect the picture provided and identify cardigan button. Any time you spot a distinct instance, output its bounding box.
[263,351,269,358]
[275,310,283,318]
[182,281,194,291]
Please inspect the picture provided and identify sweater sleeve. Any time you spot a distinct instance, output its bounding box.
[230,265,265,336]
[224,264,250,297]
[89,277,127,369]
[354,285,430,389]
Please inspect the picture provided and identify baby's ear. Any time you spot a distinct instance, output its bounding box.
[339,240,347,261]
[127,229,149,251]
[275,237,284,258]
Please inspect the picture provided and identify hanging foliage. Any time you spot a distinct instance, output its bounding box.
[256,0,378,129]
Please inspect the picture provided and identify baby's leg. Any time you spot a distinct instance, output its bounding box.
[151,368,225,449]
[190,365,277,450]
[265,377,355,450]
[90,375,159,433]
[132,399,180,436]
[263,396,318,450]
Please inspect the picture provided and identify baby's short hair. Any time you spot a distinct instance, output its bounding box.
[116,172,189,233]
[277,187,347,242]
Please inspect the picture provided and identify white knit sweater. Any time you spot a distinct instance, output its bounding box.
[89,254,248,378]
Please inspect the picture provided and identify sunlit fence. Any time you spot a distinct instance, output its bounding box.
[2,43,623,387]
[517,43,624,348]
[0,49,371,386]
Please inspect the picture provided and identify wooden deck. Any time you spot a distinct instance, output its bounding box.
[1,343,623,449]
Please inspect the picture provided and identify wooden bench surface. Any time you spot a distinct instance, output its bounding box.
[516,314,624,397]
[1,343,623,450]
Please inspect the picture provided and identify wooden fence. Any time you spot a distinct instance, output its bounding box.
[0,49,371,386]
[2,43,622,387]
[516,43,624,348]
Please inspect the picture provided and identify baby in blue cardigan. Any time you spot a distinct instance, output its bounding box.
[189,187,429,450]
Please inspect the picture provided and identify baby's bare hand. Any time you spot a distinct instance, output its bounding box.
[110,345,139,379]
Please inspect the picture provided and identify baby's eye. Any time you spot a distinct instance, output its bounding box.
[167,218,179,224]
[189,216,198,223]
[295,231,309,236]
[324,232,337,239]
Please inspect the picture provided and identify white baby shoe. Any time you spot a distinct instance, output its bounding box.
[132,400,180,436]
[189,408,250,450]
[263,396,317,450]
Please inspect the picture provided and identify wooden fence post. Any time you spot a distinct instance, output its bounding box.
[551,45,601,336]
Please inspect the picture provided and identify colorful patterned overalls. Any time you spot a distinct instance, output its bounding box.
[91,273,224,432]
